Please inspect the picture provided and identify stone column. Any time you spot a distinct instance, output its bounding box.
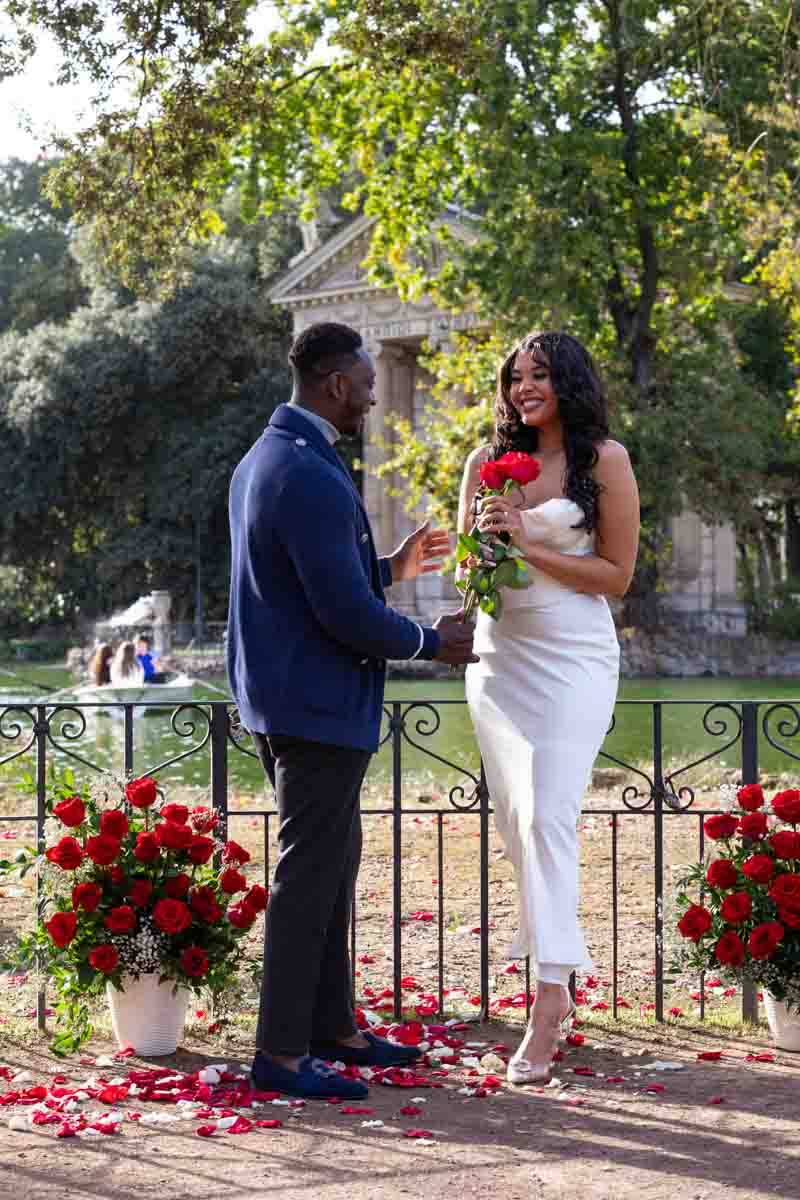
[150,591,172,657]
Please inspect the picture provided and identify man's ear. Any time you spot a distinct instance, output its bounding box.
[327,371,348,402]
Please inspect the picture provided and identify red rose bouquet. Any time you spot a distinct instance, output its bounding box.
[674,784,800,1011]
[455,451,541,620]
[1,773,264,1053]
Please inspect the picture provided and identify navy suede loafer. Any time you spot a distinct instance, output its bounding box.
[309,1031,422,1068]
[251,1053,368,1100]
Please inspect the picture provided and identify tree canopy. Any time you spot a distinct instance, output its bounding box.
[2,0,800,622]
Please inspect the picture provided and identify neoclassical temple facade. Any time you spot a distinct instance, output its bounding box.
[269,213,745,632]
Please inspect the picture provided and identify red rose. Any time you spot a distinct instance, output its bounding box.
[46,911,77,948]
[703,813,739,841]
[220,867,247,895]
[190,886,223,923]
[714,930,745,967]
[738,812,768,840]
[769,831,800,860]
[100,809,129,839]
[53,795,86,827]
[72,882,103,912]
[245,884,268,913]
[769,873,800,906]
[45,836,84,871]
[737,784,765,812]
[741,854,775,885]
[677,903,713,942]
[163,872,191,898]
[494,450,541,485]
[478,461,506,491]
[104,904,137,934]
[126,879,153,907]
[190,806,219,834]
[134,832,160,863]
[222,840,251,866]
[227,901,256,929]
[156,821,194,851]
[160,803,189,825]
[187,836,215,865]
[720,892,752,924]
[705,859,738,890]
[126,776,158,809]
[748,921,785,960]
[777,905,800,929]
[152,898,192,935]
[109,866,126,885]
[88,944,119,973]
[85,834,121,867]
[772,789,800,825]
[180,946,209,978]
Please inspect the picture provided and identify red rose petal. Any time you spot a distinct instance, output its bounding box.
[196,1124,217,1137]
[697,1051,723,1061]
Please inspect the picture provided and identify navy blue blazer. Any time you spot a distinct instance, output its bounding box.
[227,404,441,751]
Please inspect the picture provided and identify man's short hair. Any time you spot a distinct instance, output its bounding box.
[136,633,151,645]
[288,322,363,381]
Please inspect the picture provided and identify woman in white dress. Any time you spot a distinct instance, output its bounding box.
[458,331,640,1084]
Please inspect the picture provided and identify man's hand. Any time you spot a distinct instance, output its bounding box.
[433,614,479,665]
[389,521,451,582]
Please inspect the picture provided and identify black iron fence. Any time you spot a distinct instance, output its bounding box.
[1,697,799,1031]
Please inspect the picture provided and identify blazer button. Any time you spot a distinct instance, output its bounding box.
[359,657,369,665]
[360,532,369,543]
[295,437,307,446]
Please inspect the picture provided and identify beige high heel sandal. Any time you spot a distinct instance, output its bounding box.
[506,996,576,1085]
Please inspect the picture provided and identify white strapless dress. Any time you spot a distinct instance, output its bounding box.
[465,498,619,977]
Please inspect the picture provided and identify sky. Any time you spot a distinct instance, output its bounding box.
[1,2,284,162]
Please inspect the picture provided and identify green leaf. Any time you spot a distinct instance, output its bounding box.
[456,532,481,560]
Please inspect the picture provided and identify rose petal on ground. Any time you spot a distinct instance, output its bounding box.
[708,1096,725,1104]
[254,1119,283,1128]
[340,1107,373,1114]
[697,1052,722,1061]
[196,1124,217,1137]
[404,1129,435,1138]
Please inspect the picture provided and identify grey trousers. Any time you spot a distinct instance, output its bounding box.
[251,732,371,1056]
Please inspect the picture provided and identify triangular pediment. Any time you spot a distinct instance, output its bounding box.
[268,207,476,308]
[268,213,377,306]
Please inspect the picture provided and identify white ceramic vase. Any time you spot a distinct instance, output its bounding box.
[106,972,190,1056]
[764,992,800,1052]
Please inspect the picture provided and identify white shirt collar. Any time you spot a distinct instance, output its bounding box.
[289,401,341,445]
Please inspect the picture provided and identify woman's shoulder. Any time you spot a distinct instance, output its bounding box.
[594,438,630,464]
[464,443,492,474]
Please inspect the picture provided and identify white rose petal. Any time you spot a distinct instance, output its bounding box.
[361,1120,384,1128]
[650,1061,685,1072]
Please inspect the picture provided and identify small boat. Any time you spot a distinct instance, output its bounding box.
[58,673,201,710]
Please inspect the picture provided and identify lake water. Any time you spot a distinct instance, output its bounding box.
[1,667,799,795]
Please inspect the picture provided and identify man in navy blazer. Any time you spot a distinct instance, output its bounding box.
[228,322,476,1099]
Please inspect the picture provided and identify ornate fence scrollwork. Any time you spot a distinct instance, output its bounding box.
[0,705,36,769]
[662,703,744,812]
[45,706,106,775]
[227,706,259,760]
[139,703,212,777]
[762,702,800,765]
[397,702,482,811]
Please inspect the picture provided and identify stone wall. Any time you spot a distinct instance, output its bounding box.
[617,627,800,677]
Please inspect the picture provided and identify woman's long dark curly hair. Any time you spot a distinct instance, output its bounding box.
[491,331,609,532]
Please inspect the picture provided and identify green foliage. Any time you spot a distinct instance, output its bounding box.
[0,208,294,623]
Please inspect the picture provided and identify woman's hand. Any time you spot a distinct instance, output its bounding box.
[475,495,528,551]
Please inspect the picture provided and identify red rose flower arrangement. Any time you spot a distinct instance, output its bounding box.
[674,783,800,1012]
[455,451,541,621]
[2,772,264,1054]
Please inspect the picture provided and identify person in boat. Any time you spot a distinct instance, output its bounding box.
[88,642,114,687]
[135,633,167,684]
[109,640,145,686]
